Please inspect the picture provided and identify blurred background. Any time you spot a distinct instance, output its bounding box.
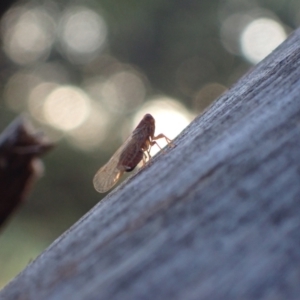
[0,0,297,288]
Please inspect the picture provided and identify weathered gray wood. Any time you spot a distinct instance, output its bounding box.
[1,28,300,300]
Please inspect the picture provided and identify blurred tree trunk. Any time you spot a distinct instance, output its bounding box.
[1,29,300,300]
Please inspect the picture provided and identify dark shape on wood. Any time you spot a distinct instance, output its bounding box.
[0,116,54,228]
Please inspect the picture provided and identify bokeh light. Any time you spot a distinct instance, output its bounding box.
[219,5,289,65]
[28,82,59,123]
[1,5,56,65]
[133,97,194,156]
[67,103,109,151]
[194,83,227,112]
[43,86,91,131]
[220,13,252,55]
[4,71,42,111]
[58,6,107,64]
[240,18,287,64]
[32,62,71,85]
[176,57,216,96]
[100,71,146,114]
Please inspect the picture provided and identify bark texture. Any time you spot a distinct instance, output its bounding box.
[1,29,300,300]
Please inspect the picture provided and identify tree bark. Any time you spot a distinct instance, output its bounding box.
[1,29,300,300]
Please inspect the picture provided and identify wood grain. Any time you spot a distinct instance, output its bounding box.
[1,29,300,300]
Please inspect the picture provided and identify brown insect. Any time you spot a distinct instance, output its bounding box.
[93,113,173,193]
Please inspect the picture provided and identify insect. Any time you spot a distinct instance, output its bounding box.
[93,113,173,193]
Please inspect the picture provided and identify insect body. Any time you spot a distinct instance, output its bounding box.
[93,114,172,193]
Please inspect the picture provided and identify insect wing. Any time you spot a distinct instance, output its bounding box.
[93,134,133,193]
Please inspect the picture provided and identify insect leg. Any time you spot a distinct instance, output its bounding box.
[147,148,152,159]
[150,134,174,153]
[152,133,173,146]
[149,140,162,150]
[142,152,147,166]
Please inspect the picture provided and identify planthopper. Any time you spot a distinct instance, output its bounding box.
[93,114,173,193]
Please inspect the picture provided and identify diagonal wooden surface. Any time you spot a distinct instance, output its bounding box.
[1,29,300,300]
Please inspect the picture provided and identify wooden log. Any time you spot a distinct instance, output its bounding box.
[0,117,54,228]
[1,28,300,300]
